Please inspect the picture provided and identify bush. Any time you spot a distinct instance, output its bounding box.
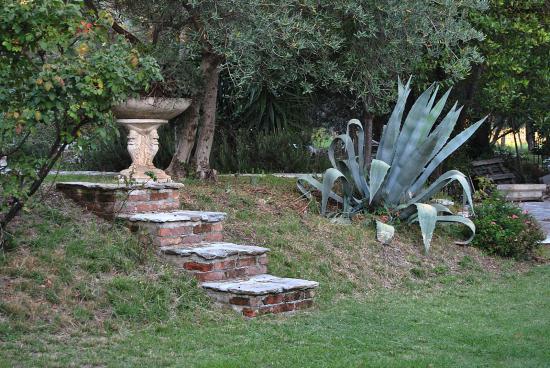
[211,128,330,173]
[472,190,545,259]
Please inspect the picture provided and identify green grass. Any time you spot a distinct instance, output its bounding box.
[1,175,549,367]
[1,266,548,367]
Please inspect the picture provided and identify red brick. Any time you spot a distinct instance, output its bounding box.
[203,232,223,242]
[154,237,182,247]
[211,223,224,232]
[183,262,213,272]
[294,299,314,310]
[127,194,149,201]
[263,294,284,305]
[212,259,236,270]
[194,271,225,282]
[258,255,268,265]
[237,256,256,267]
[150,192,170,200]
[136,203,159,212]
[97,193,116,202]
[303,289,315,299]
[283,291,304,302]
[259,303,295,315]
[246,265,267,276]
[157,226,193,237]
[193,224,213,234]
[229,296,250,306]
[225,268,247,279]
[242,308,257,317]
[179,235,202,245]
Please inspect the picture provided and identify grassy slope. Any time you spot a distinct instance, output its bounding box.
[1,175,549,367]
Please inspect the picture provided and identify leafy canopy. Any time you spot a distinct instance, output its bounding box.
[0,0,161,223]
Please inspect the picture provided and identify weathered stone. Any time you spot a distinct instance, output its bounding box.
[119,210,226,223]
[161,243,269,260]
[201,274,319,296]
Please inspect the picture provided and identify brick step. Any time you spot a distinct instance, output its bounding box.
[202,274,318,317]
[57,182,184,219]
[161,242,269,282]
[118,210,226,247]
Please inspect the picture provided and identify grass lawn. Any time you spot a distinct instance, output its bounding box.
[1,175,549,367]
[2,265,549,367]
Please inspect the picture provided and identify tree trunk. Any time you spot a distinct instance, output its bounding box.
[526,122,535,151]
[166,54,219,179]
[363,111,374,169]
[193,54,220,179]
[362,96,374,170]
[166,99,201,179]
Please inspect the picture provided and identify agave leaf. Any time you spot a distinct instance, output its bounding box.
[328,134,369,197]
[408,170,474,214]
[296,174,343,204]
[426,88,451,126]
[407,203,453,224]
[430,203,454,215]
[346,119,365,170]
[376,221,395,244]
[384,85,439,202]
[376,77,411,163]
[321,168,352,216]
[435,215,476,245]
[369,159,391,204]
[384,128,440,205]
[410,116,487,194]
[415,203,437,254]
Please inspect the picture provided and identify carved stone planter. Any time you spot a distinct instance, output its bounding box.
[112,97,191,183]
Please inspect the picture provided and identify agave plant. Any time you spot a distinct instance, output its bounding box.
[297,78,487,253]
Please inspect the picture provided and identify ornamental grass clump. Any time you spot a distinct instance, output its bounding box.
[298,78,487,253]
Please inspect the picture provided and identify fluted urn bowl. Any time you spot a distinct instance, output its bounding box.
[112,97,191,183]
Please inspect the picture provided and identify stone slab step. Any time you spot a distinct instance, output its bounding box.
[118,211,227,247]
[118,210,226,223]
[161,242,269,259]
[162,242,269,281]
[202,274,318,317]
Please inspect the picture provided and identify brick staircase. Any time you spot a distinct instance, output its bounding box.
[57,182,318,317]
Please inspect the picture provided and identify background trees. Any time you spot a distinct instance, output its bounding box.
[101,0,488,176]
[464,0,549,156]
[0,0,160,231]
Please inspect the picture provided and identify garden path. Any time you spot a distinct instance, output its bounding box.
[519,201,550,244]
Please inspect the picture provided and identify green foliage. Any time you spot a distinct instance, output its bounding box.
[472,0,549,124]
[212,128,330,174]
[472,190,545,259]
[0,0,161,226]
[298,79,485,253]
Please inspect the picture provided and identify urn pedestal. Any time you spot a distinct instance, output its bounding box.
[112,98,191,183]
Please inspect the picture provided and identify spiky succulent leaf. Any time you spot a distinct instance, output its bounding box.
[407,170,474,214]
[435,215,476,244]
[297,174,343,204]
[409,116,487,194]
[376,77,411,163]
[369,159,391,204]
[321,168,352,216]
[414,203,438,254]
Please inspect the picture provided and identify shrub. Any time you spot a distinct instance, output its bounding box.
[472,190,545,259]
[212,127,330,174]
[0,0,161,230]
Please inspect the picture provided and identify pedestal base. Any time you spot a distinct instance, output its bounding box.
[119,166,172,184]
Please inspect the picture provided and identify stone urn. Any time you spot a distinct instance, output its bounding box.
[112,97,191,183]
